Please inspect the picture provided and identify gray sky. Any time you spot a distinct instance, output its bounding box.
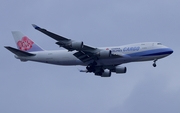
[1,0,180,113]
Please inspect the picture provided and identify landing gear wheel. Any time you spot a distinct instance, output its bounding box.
[153,63,156,67]
[153,59,157,67]
[86,61,97,72]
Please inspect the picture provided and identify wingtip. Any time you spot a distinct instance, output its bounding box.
[4,46,12,50]
[4,46,9,49]
[32,24,40,29]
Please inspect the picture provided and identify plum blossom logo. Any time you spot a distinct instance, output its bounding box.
[17,36,34,51]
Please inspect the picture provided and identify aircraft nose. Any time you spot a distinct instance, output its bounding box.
[167,48,173,55]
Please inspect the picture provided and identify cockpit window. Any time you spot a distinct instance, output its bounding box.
[157,43,162,45]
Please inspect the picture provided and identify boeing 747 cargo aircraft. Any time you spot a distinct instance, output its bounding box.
[5,24,173,77]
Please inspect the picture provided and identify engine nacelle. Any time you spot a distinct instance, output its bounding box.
[101,69,111,77]
[69,41,84,50]
[98,50,111,58]
[115,65,127,73]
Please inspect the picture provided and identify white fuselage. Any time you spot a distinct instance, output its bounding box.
[16,42,173,66]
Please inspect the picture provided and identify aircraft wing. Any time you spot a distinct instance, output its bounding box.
[32,24,69,41]
[32,24,122,63]
[32,24,96,51]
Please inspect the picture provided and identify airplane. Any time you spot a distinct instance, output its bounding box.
[5,24,173,77]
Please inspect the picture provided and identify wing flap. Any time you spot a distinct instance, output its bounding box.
[73,51,95,62]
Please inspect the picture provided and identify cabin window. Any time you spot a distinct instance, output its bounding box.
[157,43,162,45]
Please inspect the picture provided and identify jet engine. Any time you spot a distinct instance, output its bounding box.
[101,69,111,77]
[67,41,84,50]
[114,65,127,73]
[97,50,111,58]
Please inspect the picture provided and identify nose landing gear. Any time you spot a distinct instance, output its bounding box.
[153,59,157,67]
[153,63,156,67]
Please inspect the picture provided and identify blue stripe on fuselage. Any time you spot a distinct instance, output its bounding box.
[127,48,173,57]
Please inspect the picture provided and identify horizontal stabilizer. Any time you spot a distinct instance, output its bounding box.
[4,46,36,57]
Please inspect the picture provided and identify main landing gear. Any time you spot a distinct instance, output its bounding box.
[86,61,97,72]
[153,59,157,67]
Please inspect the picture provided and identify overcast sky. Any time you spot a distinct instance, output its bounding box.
[1,0,180,113]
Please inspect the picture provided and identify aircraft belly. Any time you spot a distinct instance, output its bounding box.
[24,51,84,66]
[97,58,126,65]
[96,54,168,65]
[51,52,84,65]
